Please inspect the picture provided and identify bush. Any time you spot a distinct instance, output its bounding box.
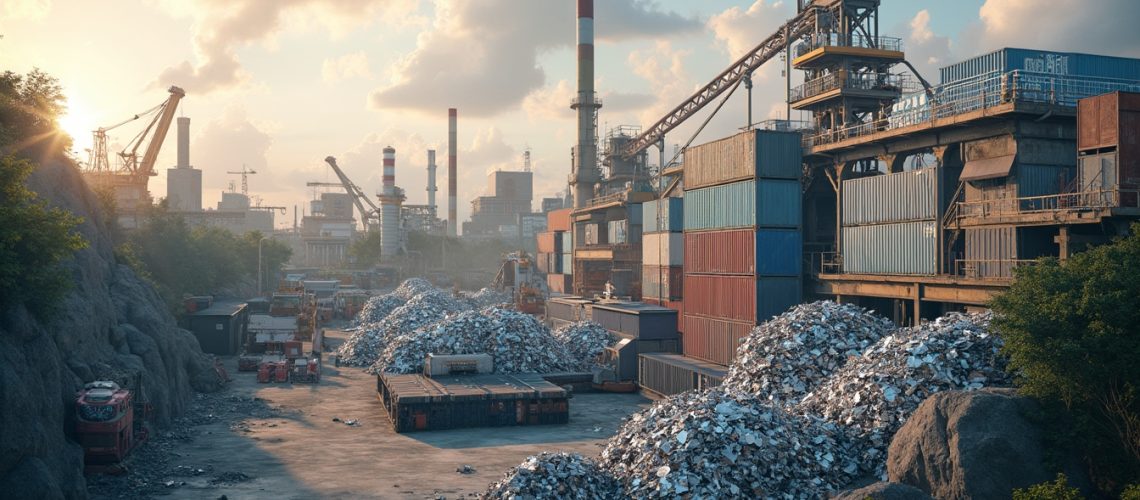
[1013,474,1084,500]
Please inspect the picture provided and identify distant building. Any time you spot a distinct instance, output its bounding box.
[541,197,565,213]
[464,170,534,238]
[175,191,274,235]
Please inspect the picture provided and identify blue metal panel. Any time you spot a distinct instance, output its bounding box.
[754,130,803,180]
[684,180,801,231]
[941,48,1140,84]
[757,179,802,227]
[755,229,802,277]
[756,277,801,322]
[627,203,643,225]
[643,198,684,233]
[1017,164,1075,197]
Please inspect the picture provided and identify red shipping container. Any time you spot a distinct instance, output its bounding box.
[682,314,751,366]
[547,208,573,232]
[683,274,756,322]
[536,232,559,253]
[547,274,572,294]
[684,229,755,275]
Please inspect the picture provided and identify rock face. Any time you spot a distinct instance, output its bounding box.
[0,159,220,499]
[832,482,933,500]
[887,388,1049,499]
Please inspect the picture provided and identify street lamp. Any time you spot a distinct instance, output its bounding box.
[258,236,269,297]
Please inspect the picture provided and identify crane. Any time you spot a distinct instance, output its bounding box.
[227,165,257,196]
[87,86,185,177]
[322,156,381,230]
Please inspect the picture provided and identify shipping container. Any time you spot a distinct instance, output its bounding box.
[685,129,803,190]
[964,226,1018,279]
[842,169,939,226]
[536,232,561,254]
[939,48,1140,85]
[548,208,573,232]
[642,197,684,233]
[638,353,727,397]
[376,373,568,432]
[1078,91,1140,153]
[642,266,684,301]
[842,221,938,275]
[583,223,608,246]
[535,252,551,273]
[547,274,573,294]
[681,314,753,366]
[683,179,802,231]
[643,232,684,267]
[627,203,643,225]
[683,275,801,323]
[561,254,573,275]
[560,231,572,251]
[682,229,802,276]
[546,296,593,322]
[590,302,680,340]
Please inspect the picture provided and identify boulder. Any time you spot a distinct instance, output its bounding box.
[832,482,933,500]
[887,388,1049,499]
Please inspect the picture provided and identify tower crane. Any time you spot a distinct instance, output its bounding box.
[87,86,186,179]
[322,156,381,230]
[227,165,257,196]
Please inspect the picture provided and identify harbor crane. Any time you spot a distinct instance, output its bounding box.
[321,156,381,230]
[86,86,185,180]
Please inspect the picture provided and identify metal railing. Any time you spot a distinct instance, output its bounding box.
[807,251,843,276]
[797,33,902,55]
[804,70,1140,149]
[790,71,913,102]
[956,188,1140,219]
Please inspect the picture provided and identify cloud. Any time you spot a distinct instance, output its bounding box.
[368,0,702,118]
[190,107,276,196]
[975,0,1140,57]
[627,41,695,127]
[522,79,574,122]
[156,0,418,94]
[322,51,372,83]
[903,9,953,84]
[1,0,51,20]
[707,0,791,60]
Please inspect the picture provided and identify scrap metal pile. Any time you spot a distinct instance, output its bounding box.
[371,307,579,374]
[461,287,512,309]
[481,452,621,499]
[722,301,896,403]
[337,282,468,367]
[552,322,616,370]
[481,302,1010,498]
[795,311,1008,477]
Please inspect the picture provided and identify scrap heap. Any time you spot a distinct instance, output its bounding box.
[552,322,615,370]
[481,452,621,499]
[337,280,467,367]
[371,307,578,374]
[722,301,895,404]
[795,311,1008,477]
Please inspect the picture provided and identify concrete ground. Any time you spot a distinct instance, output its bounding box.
[157,329,650,499]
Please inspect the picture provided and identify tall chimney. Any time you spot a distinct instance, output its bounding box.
[571,0,601,209]
[448,108,458,237]
[427,149,437,216]
[176,116,190,169]
[380,146,400,259]
[166,116,201,211]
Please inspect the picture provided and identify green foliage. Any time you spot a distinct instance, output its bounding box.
[0,154,87,318]
[1013,474,1084,500]
[992,224,1140,490]
[125,206,292,311]
[1122,484,1140,500]
[0,68,71,157]
[348,230,383,269]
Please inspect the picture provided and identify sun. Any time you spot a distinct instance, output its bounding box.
[58,98,95,154]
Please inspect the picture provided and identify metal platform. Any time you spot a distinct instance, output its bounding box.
[375,373,569,432]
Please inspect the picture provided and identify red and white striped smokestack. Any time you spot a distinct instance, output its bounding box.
[382,146,396,196]
[571,0,600,209]
[448,108,458,237]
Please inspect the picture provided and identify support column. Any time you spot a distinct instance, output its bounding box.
[913,283,923,326]
[879,153,906,173]
[1055,226,1071,260]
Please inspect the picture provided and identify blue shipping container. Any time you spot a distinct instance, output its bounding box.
[627,204,643,225]
[643,197,684,233]
[756,229,802,277]
[756,277,801,321]
[683,179,801,231]
[940,48,1140,84]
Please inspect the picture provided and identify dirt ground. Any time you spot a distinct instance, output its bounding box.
[90,328,650,500]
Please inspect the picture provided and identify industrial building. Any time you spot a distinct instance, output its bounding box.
[543,0,1140,397]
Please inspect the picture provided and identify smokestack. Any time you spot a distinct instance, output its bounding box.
[176,117,190,168]
[427,149,437,216]
[380,146,400,259]
[448,108,458,237]
[571,0,600,209]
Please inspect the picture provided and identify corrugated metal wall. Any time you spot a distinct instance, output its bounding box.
[940,48,1140,84]
[756,229,803,277]
[683,179,802,231]
[681,315,753,366]
[842,169,938,225]
[756,277,802,321]
[683,274,756,321]
[684,229,755,275]
[642,198,684,233]
[964,226,1017,278]
[1018,164,1075,197]
[684,130,802,190]
[842,221,938,275]
[643,232,684,267]
[638,353,726,397]
[642,266,683,300]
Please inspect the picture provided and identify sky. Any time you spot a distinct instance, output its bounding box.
[3,0,1140,231]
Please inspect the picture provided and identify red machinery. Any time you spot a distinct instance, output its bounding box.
[274,362,290,383]
[75,381,149,469]
[290,357,321,383]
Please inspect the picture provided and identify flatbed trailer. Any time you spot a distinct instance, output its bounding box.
[376,373,569,433]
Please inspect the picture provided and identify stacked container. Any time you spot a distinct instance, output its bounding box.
[681,129,804,366]
[641,197,684,328]
[544,208,574,293]
[1077,91,1140,207]
[841,169,943,275]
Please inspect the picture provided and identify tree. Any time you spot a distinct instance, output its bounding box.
[0,68,71,158]
[992,224,1140,491]
[0,154,87,318]
[349,231,383,268]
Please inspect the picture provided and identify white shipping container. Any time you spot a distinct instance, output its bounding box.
[642,232,684,267]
